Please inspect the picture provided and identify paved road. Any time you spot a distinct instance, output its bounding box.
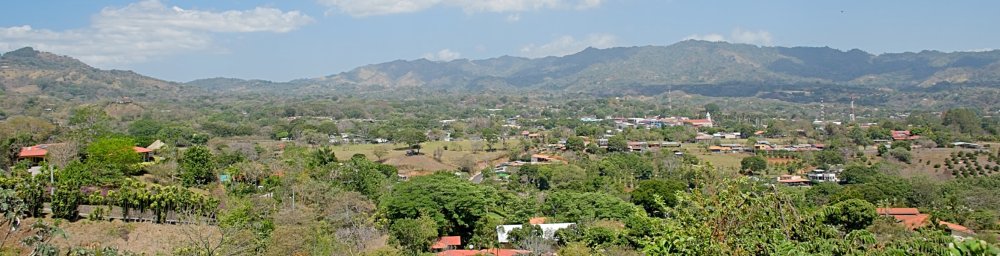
[470,172,484,184]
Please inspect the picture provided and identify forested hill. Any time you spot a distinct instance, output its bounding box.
[303,40,1000,93]
[0,47,184,100]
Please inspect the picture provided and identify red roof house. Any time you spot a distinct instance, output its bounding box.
[18,144,54,159]
[431,236,462,250]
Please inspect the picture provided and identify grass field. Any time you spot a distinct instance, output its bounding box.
[679,143,747,172]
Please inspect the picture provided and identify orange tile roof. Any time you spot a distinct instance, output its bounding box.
[18,145,50,158]
[896,214,931,230]
[431,236,462,249]
[438,250,481,256]
[529,217,547,225]
[438,249,530,256]
[18,143,73,158]
[133,146,152,153]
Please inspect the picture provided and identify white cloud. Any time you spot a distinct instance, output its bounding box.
[520,33,618,58]
[682,28,773,46]
[317,0,601,17]
[683,33,725,42]
[0,0,312,66]
[422,49,462,61]
[730,28,773,46]
[506,13,522,22]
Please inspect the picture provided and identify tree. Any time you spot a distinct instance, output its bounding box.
[379,173,495,236]
[50,181,82,220]
[86,136,142,175]
[607,135,628,152]
[389,216,438,255]
[398,128,428,153]
[631,179,686,217]
[432,147,444,162]
[840,165,878,184]
[814,150,845,168]
[128,118,165,146]
[888,147,912,164]
[565,136,585,152]
[482,128,499,151]
[704,103,721,115]
[943,108,983,134]
[823,199,877,231]
[373,145,389,162]
[507,223,553,254]
[891,140,911,151]
[181,146,215,186]
[740,156,768,175]
[309,146,338,167]
[338,157,392,200]
[45,142,78,169]
[544,191,640,222]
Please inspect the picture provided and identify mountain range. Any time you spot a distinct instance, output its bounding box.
[4,40,1000,101]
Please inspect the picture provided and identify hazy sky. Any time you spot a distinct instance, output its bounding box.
[2,0,998,82]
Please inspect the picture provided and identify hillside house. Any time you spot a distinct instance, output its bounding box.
[806,169,840,183]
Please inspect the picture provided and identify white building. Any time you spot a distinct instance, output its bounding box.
[496,223,575,243]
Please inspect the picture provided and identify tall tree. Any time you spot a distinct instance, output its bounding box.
[86,136,141,175]
[740,156,768,175]
[181,146,215,186]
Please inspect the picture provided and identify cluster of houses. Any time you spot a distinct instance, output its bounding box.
[600,112,714,130]
[430,218,574,256]
[705,140,827,154]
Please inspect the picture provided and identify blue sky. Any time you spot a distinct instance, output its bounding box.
[2,0,998,82]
